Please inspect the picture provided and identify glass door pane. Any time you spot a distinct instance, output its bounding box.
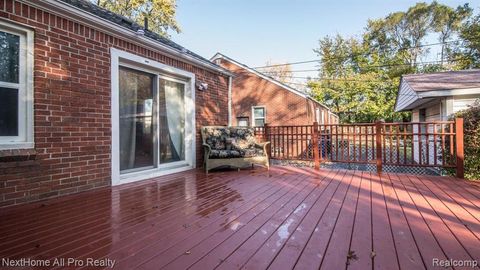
[119,67,155,172]
[158,78,185,164]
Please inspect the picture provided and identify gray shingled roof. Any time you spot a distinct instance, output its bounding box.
[403,69,480,92]
[60,0,224,72]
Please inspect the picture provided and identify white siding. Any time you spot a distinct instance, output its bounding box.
[395,80,418,111]
[425,103,441,122]
[412,103,441,165]
[453,96,480,113]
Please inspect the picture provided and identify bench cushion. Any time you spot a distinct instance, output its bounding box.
[230,128,256,150]
[209,149,242,159]
[204,127,230,150]
[209,148,264,159]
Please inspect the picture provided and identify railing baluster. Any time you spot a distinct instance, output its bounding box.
[433,123,437,166]
[441,123,445,167]
[403,124,407,164]
[259,120,460,172]
[426,123,430,165]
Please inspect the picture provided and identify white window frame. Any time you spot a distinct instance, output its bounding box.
[251,106,266,127]
[0,20,34,149]
[237,117,249,127]
[111,48,196,185]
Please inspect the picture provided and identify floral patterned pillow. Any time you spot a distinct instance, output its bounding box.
[230,127,256,150]
[204,127,230,150]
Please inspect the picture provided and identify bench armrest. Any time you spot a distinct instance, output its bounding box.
[202,143,212,152]
[255,141,270,153]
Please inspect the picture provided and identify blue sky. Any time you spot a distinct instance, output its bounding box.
[171,0,479,79]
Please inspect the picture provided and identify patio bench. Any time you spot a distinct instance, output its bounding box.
[201,126,270,173]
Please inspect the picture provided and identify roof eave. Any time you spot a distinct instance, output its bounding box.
[211,53,308,97]
[23,0,233,76]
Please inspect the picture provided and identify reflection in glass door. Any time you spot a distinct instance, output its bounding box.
[119,67,154,172]
[158,78,185,164]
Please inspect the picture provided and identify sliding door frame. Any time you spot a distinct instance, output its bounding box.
[111,48,196,186]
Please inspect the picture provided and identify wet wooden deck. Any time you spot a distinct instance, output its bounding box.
[0,166,479,269]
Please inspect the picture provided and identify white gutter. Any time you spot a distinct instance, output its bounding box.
[22,0,232,76]
[417,87,480,98]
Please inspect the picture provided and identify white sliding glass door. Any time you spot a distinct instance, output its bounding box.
[111,49,196,185]
[118,68,189,176]
[119,67,155,172]
[158,77,186,164]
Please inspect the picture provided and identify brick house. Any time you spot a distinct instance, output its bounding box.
[0,0,232,207]
[211,53,338,127]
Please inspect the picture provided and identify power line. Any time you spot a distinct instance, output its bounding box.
[254,59,320,69]
[236,70,394,83]
[245,58,469,74]
[292,76,396,83]
[253,40,462,69]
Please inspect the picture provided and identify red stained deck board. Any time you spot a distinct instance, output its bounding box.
[264,170,343,270]
[407,175,480,261]
[293,170,353,270]
[189,169,337,270]
[370,172,400,270]
[420,174,480,227]
[230,170,338,270]
[380,173,424,270]
[71,169,298,269]
[387,173,450,270]
[0,166,479,270]
[2,170,269,259]
[0,171,222,240]
[24,169,277,261]
[318,170,362,270]
[443,176,480,200]
[400,174,474,262]
[347,171,373,270]
[137,169,314,269]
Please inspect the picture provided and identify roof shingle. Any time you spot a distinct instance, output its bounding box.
[59,0,224,72]
[403,69,480,92]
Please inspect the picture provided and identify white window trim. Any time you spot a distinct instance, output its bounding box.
[0,20,34,150]
[251,106,266,127]
[110,48,196,186]
[237,116,249,127]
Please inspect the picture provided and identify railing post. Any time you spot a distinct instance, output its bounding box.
[313,122,320,170]
[455,118,464,179]
[375,121,383,174]
[264,123,271,159]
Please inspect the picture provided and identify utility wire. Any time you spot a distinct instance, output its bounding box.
[252,58,469,74]
[253,40,462,69]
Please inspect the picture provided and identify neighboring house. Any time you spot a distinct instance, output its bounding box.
[395,69,480,121]
[0,0,231,207]
[395,69,480,164]
[211,53,338,127]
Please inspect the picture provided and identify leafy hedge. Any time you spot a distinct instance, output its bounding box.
[452,101,480,180]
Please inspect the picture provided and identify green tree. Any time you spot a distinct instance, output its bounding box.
[310,2,476,123]
[310,35,402,123]
[431,2,472,65]
[94,0,180,37]
[458,13,480,68]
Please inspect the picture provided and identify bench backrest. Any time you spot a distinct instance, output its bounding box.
[201,126,256,150]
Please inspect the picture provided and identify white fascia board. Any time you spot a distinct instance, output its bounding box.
[20,0,232,76]
[418,88,480,98]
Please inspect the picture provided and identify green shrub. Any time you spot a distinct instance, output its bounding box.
[452,101,480,180]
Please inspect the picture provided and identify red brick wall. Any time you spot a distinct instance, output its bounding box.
[218,59,333,126]
[0,0,229,208]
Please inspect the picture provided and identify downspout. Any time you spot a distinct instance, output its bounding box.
[228,76,232,126]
